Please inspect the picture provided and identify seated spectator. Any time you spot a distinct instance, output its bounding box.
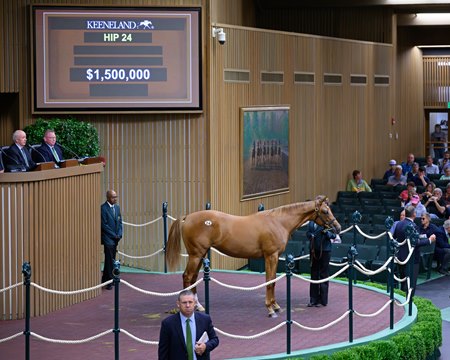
[346,170,372,192]
[442,157,450,174]
[419,213,448,275]
[390,208,406,234]
[439,151,450,171]
[421,182,436,204]
[424,188,447,219]
[401,153,415,175]
[406,162,420,182]
[387,165,407,187]
[0,159,3,173]
[399,182,416,206]
[410,166,430,187]
[406,194,427,218]
[424,155,439,175]
[436,220,450,275]
[443,183,450,207]
[440,167,450,180]
[383,159,397,181]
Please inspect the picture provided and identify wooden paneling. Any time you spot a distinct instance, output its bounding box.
[0,164,103,319]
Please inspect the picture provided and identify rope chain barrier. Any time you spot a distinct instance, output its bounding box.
[0,282,22,294]
[214,322,286,340]
[292,264,350,283]
[30,329,112,344]
[292,310,351,331]
[209,274,286,291]
[122,216,163,227]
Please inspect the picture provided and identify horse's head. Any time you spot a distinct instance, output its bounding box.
[313,195,341,234]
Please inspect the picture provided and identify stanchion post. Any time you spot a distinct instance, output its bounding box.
[285,254,294,355]
[384,216,394,293]
[112,260,121,360]
[203,258,211,314]
[351,211,361,285]
[22,262,32,360]
[408,228,418,317]
[389,238,399,329]
[162,202,168,273]
[347,245,358,343]
[206,203,211,260]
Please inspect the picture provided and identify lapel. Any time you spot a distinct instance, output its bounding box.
[176,313,188,350]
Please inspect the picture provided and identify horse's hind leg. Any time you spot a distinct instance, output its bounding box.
[183,256,205,311]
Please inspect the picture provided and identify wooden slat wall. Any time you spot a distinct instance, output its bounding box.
[0,165,102,319]
[0,0,427,278]
[423,56,450,109]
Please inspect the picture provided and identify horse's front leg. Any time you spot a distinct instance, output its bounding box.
[264,253,280,317]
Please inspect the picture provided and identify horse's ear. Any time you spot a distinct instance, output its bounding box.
[316,195,326,204]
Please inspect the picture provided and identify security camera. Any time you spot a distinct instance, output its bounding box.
[217,29,226,45]
[212,27,226,45]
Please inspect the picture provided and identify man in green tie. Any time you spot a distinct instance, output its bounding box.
[32,129,64,165]
[158,290,219,359]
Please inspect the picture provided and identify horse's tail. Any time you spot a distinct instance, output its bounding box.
[166,218,182,271]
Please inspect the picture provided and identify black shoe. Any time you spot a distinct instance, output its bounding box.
[105,284,113,290]
[438,268,450,276]
[307,302,318,307]
[321,303,327,307]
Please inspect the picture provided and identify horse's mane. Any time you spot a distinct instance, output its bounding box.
[267,201,312,217]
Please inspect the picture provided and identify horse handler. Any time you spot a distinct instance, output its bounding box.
[306,221,336,307]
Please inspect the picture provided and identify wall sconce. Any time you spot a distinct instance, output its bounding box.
[212,27,226,45]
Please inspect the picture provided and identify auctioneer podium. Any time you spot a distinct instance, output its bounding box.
[0,162,103,320]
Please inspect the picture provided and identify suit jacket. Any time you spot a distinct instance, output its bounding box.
[32,142,64,163]
[3,144,36,172]
[158,312,219,360]
[306,222,336,252]
[394,218,430,263]
[435,226,450,262]
[101,202,123,247]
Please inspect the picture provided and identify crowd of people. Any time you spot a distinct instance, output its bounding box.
[344,151,450,280]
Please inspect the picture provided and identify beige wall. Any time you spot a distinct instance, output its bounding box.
[0,0,425,273]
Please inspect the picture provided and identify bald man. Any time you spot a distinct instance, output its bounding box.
[3,130,36,172]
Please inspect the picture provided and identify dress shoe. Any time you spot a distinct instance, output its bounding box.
[105,284,113,290]
[307,302,319,307]
[438,268,450,276]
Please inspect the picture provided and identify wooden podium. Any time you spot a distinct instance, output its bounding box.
[0,163,104,320]
[35,161,56,170]
[59,159,79,168]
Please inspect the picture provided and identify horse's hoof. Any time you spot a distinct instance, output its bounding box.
[196,305,205,312]
[273,305,281,313]
[165,307,179,314]
[268,312,278,318]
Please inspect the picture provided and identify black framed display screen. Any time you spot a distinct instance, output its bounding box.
[33,6,201,112]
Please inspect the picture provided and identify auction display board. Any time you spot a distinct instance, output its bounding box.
[32,7,201,112]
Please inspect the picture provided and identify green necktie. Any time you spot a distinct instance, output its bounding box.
[186,318,194,360]
[51,147,60,162]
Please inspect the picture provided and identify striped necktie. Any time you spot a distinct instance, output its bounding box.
[51,147,60,162]
[20,148,29,167]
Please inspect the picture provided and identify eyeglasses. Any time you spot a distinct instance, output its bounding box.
[421,218,426,220]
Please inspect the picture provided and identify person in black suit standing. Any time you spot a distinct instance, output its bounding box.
[32,129,64,165]
[158,290,219,360]
[306,221,336,307]
[3,130,36,172]
[101,189,123,290]
[393,205,436,296]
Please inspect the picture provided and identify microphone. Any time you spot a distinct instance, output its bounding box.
[27,144,47,163]
[0,147,26,172]
[56,142,82,160]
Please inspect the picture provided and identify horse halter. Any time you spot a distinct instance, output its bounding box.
[313,200,338,230]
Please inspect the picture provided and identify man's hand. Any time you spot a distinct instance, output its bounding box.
[195,342,206,356]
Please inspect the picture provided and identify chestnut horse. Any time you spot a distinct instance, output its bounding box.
[165,195,341,316]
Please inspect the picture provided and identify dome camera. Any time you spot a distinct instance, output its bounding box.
[217,29,226,45]
[212,27,226,45]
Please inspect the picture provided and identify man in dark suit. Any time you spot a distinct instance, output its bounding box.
[32,129,64,165]
[158,290,219,360]
[101,189,123,290]
[3,130,36,172]
[393,205,435,296]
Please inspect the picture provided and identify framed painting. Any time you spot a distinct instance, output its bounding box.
[240,106,289,200]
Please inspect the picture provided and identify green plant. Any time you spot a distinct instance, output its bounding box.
[24,117,100,159]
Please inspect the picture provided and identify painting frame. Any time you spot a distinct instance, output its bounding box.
[240,106,290,200]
